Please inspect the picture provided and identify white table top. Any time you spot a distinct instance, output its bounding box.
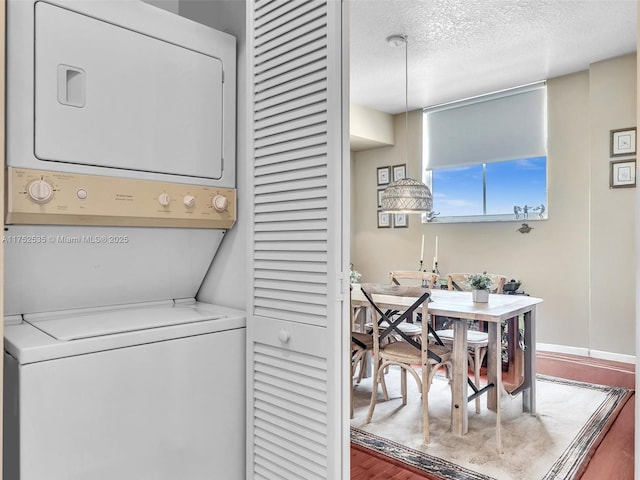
[352,285,542,322]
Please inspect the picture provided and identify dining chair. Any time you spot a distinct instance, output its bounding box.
[360,283,452,444]
[438,273,507,413]
[388,270,440,288]
[387,271,439,335]
[447,273,507,293]
[350,285,383,418]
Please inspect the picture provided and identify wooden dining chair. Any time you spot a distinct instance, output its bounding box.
[360,284,451,444]
[389,270,440,288]
[350,285,383,418]
[447,273,507,293]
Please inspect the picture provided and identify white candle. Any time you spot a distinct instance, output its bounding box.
[435,235,439,262]
[420,235,424,262]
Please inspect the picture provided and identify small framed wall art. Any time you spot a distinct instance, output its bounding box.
[610,158,636,188]
[377,189,385,208]
[610,127,636,157]
[377,166,390,185]
[393,213,408,228]
[377,210,390,228]
[392,164,406,182]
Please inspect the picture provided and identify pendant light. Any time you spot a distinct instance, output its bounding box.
[381,34,433,214]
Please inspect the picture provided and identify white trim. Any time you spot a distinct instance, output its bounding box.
[537,342,589,357]
[537,342,636,365]
[589,349,636,365]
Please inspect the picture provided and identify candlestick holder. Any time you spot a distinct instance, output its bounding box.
[432,262,440,276]
[418,260,425,272]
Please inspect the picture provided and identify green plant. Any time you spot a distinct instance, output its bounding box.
[349,268,362,283]
[468,272,492,290]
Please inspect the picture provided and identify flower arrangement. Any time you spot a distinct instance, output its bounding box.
[349,264,362,284]
[468,272,492,291]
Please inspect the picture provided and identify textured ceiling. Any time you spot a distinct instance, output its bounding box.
[349,0,638,114]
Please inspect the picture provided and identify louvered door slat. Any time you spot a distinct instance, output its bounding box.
[255,412,325,445]
[255,62,326,98]
[255,164,327,183]
[254,197,327,213]
[255,92,326,122]
[255,135,327,160]
[254,108,325,139]
[254,0,318,34]
[255,48,326,85]
[249,0,345,478]
[255,102,325,131]
[255,144,326,167]
[254,188,326,207]
[255,5,325,53]
[254,121,327,149]
[255,19,326,65]
[254,269,326,283]
[253,0,291,19]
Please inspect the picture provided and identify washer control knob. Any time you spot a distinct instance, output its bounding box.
[27,179,54,204]
[158,193,171,207]
[77,189,88,200]
[183,195,196,208]
[212,194,228,212]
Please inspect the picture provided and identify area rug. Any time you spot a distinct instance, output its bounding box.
[350,368,632,480]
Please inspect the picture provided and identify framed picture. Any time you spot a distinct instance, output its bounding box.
[377,210,390,228]
[392,164,406,182]
[610,159,636,188]
[393,213,408,228]
[377,189,385,208]
[377,166,390,185]
[610,127,636,157]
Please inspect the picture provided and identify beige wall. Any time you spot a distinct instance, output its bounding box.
[351,54,636,360]
[589,55,637,356]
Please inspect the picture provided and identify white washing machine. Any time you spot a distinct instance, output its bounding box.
[4,300,246,480]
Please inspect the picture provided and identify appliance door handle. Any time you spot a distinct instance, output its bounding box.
[57,65,85,108]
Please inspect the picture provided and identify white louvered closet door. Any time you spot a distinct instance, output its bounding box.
[247,0,349,479]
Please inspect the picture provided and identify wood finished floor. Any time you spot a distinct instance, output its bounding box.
[351,351,635,480]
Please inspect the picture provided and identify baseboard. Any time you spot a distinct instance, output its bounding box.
[589,349,636,365]
[537,343,636,365]
[537,343,589,357]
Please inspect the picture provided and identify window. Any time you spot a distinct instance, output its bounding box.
[422,83,547,223]
[430,157,547,221]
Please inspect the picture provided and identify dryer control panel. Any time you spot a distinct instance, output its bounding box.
[6,168,236,229]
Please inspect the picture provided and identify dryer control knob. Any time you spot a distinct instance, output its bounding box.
[212,194,228,212]
[27,179,54,204]
[158,193,171,207]
[183,195,196,208]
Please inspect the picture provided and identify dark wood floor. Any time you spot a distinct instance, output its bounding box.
[351,351,635,480]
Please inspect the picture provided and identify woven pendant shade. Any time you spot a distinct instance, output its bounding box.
[381,178,433,213]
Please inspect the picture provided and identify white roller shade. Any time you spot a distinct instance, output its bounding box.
[424,83,546,169]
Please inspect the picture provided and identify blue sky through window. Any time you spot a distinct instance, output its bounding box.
[432,156,547,218]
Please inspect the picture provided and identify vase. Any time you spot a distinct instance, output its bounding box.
[472,289,489,303]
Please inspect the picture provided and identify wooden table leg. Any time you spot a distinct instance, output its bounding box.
[522,309,537,413]
[486,321,502,452]
[451,319,468,435]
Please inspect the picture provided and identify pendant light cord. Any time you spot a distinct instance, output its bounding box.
[404,35,409,168]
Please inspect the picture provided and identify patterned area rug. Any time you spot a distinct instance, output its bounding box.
[351,372,631,480]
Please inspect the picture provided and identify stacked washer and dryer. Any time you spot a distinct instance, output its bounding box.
[3,1,245,479]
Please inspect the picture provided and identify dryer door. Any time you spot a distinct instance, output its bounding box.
[34,1,224,180]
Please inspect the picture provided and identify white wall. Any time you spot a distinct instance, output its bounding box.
[351,54,636,361]
[179,0,248,310]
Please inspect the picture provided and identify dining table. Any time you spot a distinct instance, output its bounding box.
[350,286,543,450]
